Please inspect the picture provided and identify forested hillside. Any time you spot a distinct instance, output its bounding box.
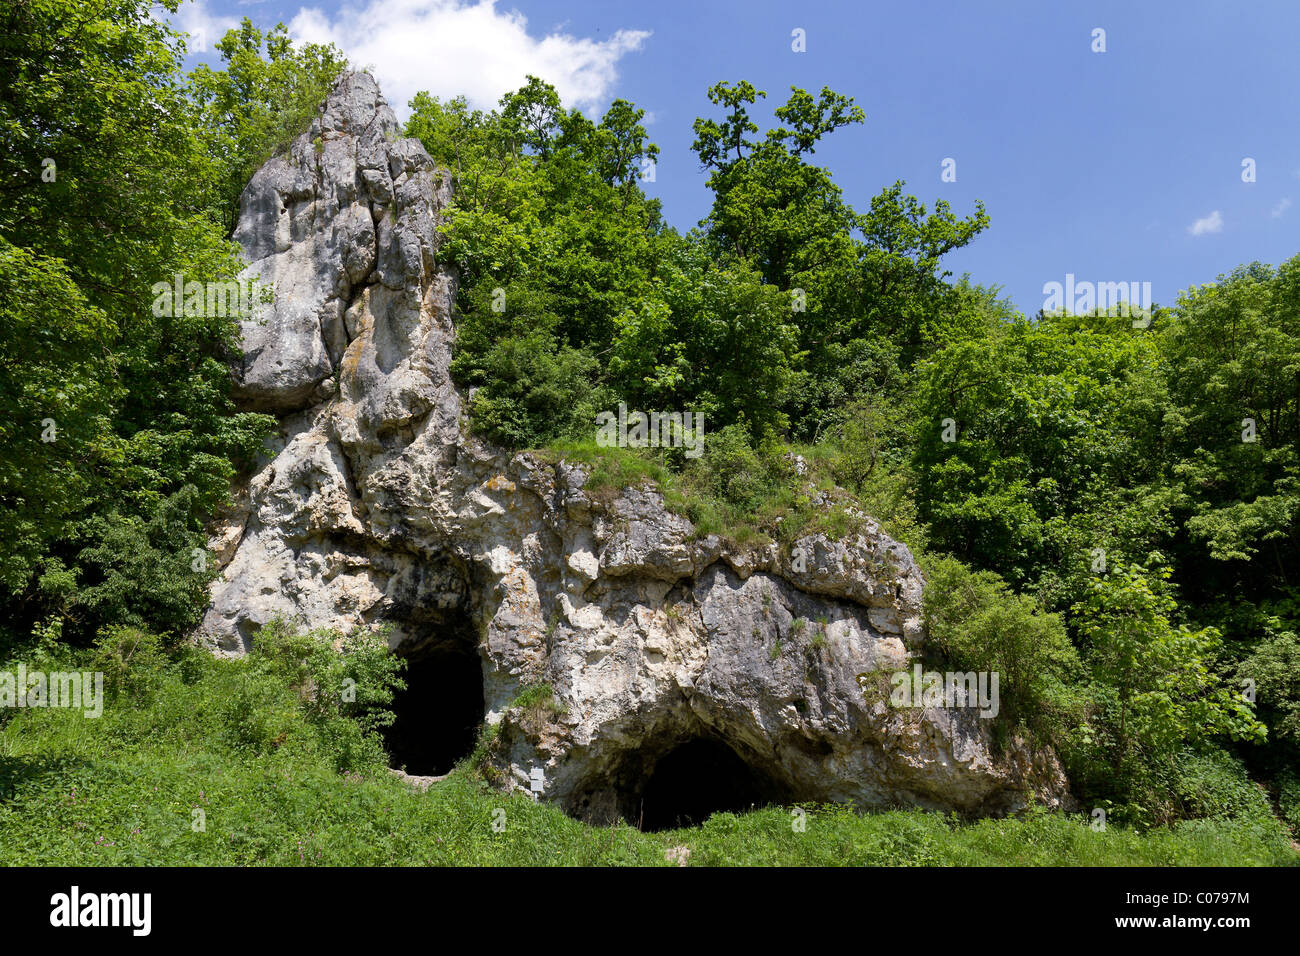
[2,0,1298,851]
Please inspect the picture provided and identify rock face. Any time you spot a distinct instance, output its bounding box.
[201,71,1072,822]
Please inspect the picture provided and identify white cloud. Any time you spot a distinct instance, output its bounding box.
[165,0,239,55]
[1272,197,1292,219]
[1188,209,1223,236]
[287,0,650,119]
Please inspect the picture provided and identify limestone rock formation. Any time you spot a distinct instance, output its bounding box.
[201,71,1072,822]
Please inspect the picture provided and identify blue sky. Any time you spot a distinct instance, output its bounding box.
[177,0,1300,316]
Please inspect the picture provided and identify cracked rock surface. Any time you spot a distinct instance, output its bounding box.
[201,71,1072,821]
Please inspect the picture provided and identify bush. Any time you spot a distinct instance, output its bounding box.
[1169,750,1275,825]
[921,555,1083,732]
[826,398,886,491]
[1237,626,1300,747]
[73,486,217,639]
[91,627,169,704]
[1278,771,1300,836]
[456,326,608,449]
[0,239,118,595]
[245,619,406,772]
[1071,563,1264,792]
[219,669,302,755]
[681,422,775,514]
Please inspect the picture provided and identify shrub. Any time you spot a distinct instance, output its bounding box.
[1237,626,1300,747]
[91,627,169,704]
[244,619,406,772]
[73,486,218,638]
[1277,771,1300,836]
[1168,750,1276,827]
[826,399,886,491]
[681,422,771,513]
[1072,563,1265,781]
[219,668,302,755]
[921,554,1083,733]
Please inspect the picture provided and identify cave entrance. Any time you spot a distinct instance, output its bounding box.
[636,738,774,832]
[382,639,485,777]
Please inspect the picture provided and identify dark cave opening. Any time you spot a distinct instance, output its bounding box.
[382,641,485,777]
[636,738,775,832]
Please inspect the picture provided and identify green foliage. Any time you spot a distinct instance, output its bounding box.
[423,75,985,451]
[0,647,1292,865]
[1277,771,1300,835]
[71,487,216,637]
[188,19,348,235]
[691,81,864,288]
[913,311,1167,595]
[0,0,233,304]
[1168,750,1279,829]
[452,299,609,447]
[899,258,1300,808]
[243,619,406,772]
[1157,261,1300,674]
[91,627,168,704]
[1236,624,1300,747]
[0,241,119,593]
[3,18,1299,843]
[921,555,1082,732]
[691,81,988,434]
[411,77,670,449]
[0,0,277,645]
[608,241,799,436]
[508,683,565,721]
[1070,564,1264,796]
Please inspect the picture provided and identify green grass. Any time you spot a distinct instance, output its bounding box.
[0,648,1294,866]
[531,437,899,551]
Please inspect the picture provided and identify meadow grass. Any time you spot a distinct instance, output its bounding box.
[1,650,1293,867]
